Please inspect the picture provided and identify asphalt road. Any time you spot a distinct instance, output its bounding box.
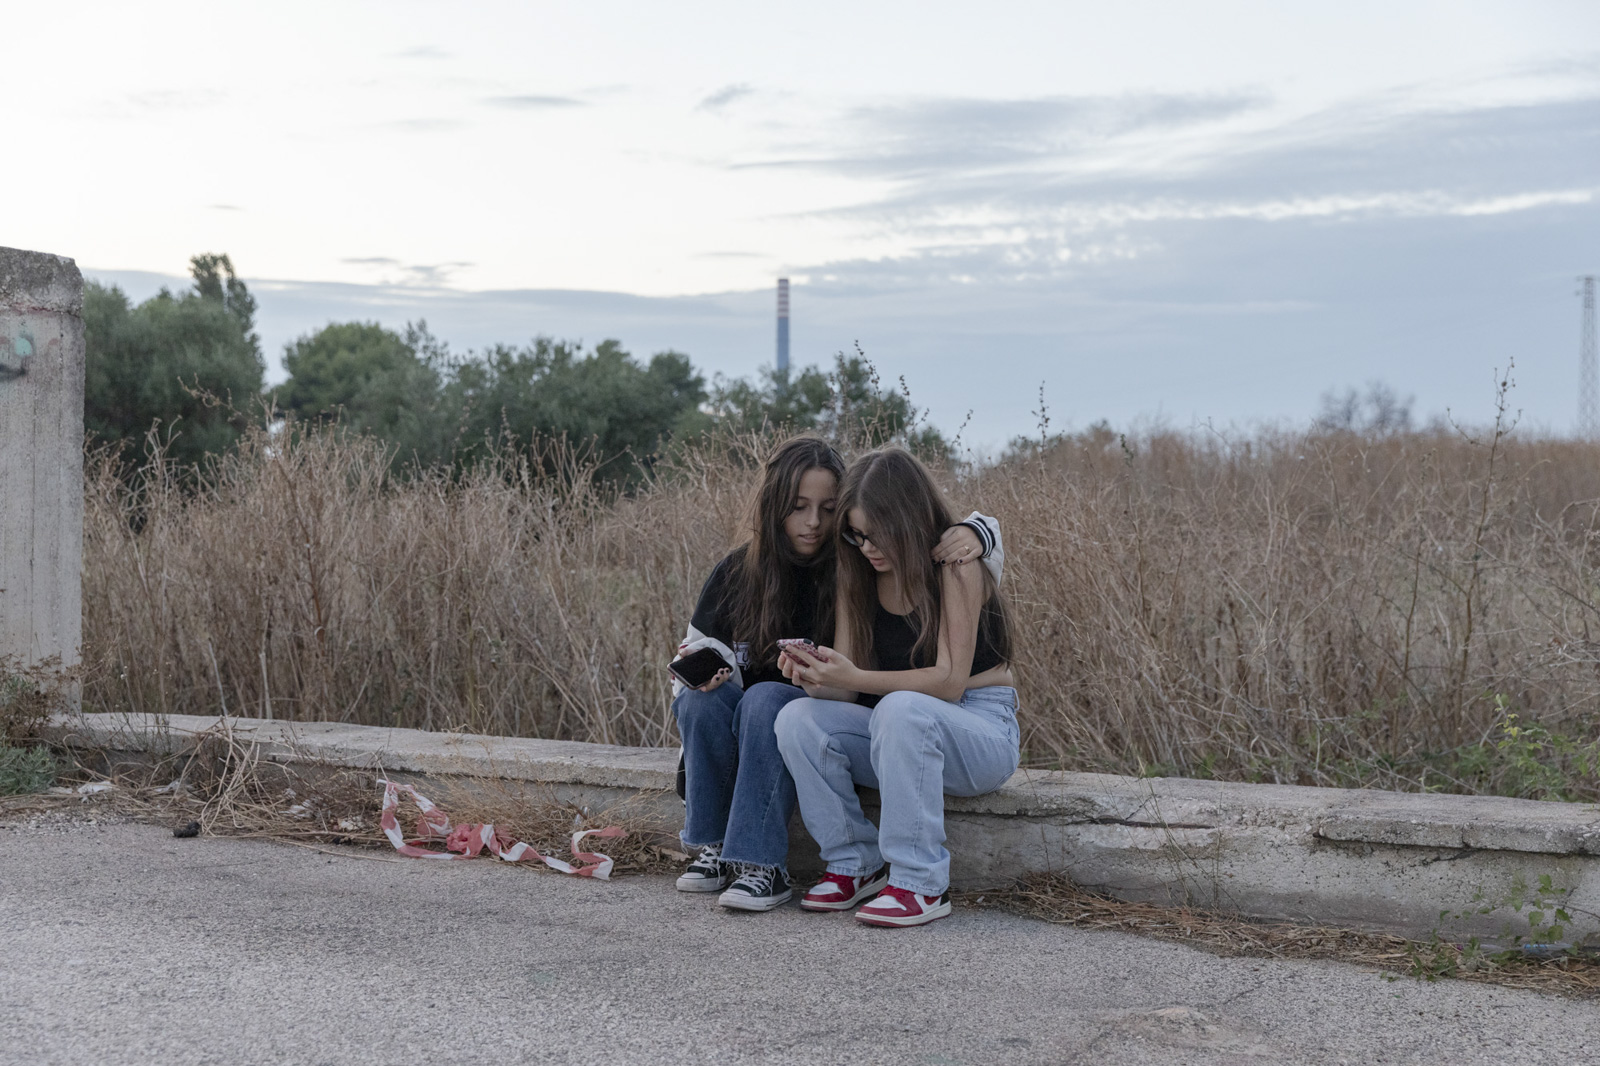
[1,815,1596,1066]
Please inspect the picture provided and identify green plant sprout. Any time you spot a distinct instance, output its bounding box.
[1411,871,1594,980]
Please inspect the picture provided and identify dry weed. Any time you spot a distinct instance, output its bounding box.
[973,418,1600,796]
[81,415,1600,798]
[52,724,679,874]
[2,656,81,742]
[965,873,1600,999]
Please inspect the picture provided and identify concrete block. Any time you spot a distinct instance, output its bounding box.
[0,246,85,694]
[44,712,1600,944]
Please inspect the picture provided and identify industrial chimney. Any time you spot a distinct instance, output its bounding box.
[776,278,790,374]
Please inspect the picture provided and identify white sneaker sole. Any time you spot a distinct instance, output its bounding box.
[854,898,952,927]
[800,870,890,912]
[718,887,793,911]
[676,874,730,893]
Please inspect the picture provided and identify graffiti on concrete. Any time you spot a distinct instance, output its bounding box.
[0,329,32,380]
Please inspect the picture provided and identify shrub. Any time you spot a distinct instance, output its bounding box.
[0,665,61,743]
[0,743,57,796]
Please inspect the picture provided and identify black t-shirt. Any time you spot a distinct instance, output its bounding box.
[859,603,1005,708]
[689,548,822,688]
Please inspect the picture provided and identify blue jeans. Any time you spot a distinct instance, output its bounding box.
[673,680,808,868]
[775,687,1020,897]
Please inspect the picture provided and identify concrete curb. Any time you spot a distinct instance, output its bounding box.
[45,712,1600,944]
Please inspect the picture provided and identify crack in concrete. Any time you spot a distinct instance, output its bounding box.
[1080,816,1218,830]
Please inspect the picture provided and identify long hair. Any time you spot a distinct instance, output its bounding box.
[836,447,1011,670]
[730,435,847,673]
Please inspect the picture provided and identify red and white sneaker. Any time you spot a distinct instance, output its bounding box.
[854,884,952,927]
[800,868,890,912]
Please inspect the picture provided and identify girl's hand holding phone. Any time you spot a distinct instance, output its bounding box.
[697,667,731,693]
[667,663,728,692]
[777,638,824,661]
[780,642,855,694]
[665,663,729,693]
[779,647,826,696]
[669,647,733,692]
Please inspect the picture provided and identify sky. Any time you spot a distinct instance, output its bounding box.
[6,1,1600,448]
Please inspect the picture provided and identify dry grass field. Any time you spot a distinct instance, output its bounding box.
[80,404,1600,801]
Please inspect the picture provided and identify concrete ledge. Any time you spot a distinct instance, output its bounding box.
[44,712,1600,944]
[0,246,83,315]
[47,712,680,787]
[980,770,1600,856]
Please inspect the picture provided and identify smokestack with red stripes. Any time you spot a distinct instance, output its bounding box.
[776,278,790,374]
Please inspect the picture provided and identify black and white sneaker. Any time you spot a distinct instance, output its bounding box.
[718,864,793,911]
[676,844,731,893]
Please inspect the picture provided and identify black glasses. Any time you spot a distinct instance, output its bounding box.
[841,527,875,548]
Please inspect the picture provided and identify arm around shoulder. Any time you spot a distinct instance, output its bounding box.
[961,511,1005,584]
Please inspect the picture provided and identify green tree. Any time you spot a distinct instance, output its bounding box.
[84,254,265,470]
[276,321,424,420]
[446,338,708,481]
[704,351,949,460]
[273,320,450,468]
[821,352,933,449]
[190,253,259,348]
[706,364,833,433]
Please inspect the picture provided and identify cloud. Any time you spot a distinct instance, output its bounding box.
[389,118,469,133]
[695,251,770,259]
[123,88,226,113]
[341,258,472,286]
[395,46,450,60]
[485,94,586,110]
[743,92,1266,180]
[1166,95,1600,201]
[752,91,1600,293]
[400,262,474,286]
[699,84,754,112]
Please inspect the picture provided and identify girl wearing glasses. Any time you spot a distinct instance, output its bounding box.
[774,446,1018,927]
[671,436,1001,911]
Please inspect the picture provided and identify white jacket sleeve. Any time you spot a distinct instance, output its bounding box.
[961,511,1005,584]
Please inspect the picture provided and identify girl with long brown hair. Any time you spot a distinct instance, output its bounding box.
[774,446,1018,927]
[671,436,1001,911]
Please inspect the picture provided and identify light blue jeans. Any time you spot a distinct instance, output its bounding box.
[775,686,1020,897]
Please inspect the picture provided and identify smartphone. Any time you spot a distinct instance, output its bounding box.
[777,638,824,660]
[669,647,731,689]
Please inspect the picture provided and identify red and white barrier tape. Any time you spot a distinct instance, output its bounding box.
[378,778,626,879]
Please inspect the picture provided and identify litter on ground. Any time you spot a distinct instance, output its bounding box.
[378,779,625,879]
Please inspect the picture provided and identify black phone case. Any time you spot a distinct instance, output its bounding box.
[670,647,728,688]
